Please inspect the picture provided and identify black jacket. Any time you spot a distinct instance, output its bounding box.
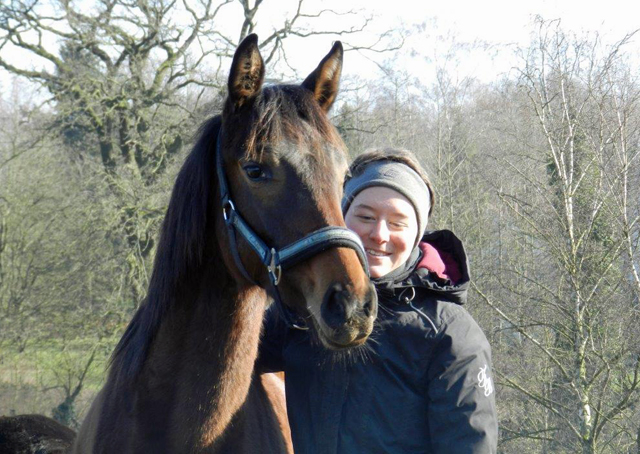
[257,230,498,454]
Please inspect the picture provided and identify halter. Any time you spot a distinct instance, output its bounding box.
[215,129,369,330]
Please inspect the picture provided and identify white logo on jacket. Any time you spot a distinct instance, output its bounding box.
[477,365,494,397]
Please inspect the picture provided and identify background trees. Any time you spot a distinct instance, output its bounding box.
[0,0,401,425]
[471,22,640,453]
[337,20,640,453]
[1,4,639,451]
[0,0,396,303]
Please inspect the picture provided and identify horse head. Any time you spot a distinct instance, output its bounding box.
[217,34,377,349]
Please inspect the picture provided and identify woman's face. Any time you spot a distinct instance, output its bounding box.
[345,186,418,278]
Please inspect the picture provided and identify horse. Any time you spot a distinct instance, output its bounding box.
[69,34,377,453]
[0,414,75,453]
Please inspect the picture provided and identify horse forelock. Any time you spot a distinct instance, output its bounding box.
[109,116,222,387]
[241,85,345,162]
[233,85,348,231]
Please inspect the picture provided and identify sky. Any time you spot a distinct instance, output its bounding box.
[370,0,640,42]
[1,0,639,99]
[258,0,640,83]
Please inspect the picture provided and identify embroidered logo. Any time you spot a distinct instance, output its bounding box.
[477,365,494,397]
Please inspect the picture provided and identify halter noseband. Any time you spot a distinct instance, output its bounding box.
[215,129,369,330]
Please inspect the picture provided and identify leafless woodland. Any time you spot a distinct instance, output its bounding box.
[1,2,639,452]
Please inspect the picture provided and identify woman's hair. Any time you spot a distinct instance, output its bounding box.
[346,148,435,216]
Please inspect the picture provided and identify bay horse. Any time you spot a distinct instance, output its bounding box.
[70,35,377,453]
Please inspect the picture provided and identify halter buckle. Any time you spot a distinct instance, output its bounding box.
[268,247,282,286]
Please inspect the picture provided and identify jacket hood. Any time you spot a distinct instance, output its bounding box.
[374,229,470,305]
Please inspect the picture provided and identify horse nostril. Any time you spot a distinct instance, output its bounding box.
[363,297,374,317]
[362,284,378,318]
[322,284,356,327]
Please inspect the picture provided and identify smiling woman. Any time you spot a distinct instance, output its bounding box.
[342,150,432,278]
[344,185,418,278]
[258,147,498,454]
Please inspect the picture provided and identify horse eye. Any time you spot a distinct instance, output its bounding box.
[243,164,266,181]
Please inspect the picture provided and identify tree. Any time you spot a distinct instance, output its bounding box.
[474,19,640,454]
[0,0,403,422]
[0,0,398,304]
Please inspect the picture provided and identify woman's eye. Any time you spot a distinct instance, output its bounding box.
[243,164,266,181]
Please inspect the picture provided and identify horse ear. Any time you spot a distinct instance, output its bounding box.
[228,34,265,109]
[301,41,343,112]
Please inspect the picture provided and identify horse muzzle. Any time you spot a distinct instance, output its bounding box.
[314,281,377,349]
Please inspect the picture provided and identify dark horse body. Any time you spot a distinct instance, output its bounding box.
[0,414,75,453]
[65,35,376,453]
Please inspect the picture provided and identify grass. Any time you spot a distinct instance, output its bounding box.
[0,337,114,425]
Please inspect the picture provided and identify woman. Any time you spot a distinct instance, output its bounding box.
[258,148,498,454]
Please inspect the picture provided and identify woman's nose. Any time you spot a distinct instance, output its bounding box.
[369,221,389,243]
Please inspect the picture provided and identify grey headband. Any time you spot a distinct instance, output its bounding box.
[342,160,431,248]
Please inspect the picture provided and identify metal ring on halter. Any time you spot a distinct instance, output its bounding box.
[222,200,236,222]
[268,247,282,286]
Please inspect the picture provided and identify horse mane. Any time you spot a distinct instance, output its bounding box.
[109,84,345,387]
[110,115,222,387]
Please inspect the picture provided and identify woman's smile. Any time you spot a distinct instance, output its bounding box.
[366,248,392,258]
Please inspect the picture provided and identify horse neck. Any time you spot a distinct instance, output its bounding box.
[135,261,269,449]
